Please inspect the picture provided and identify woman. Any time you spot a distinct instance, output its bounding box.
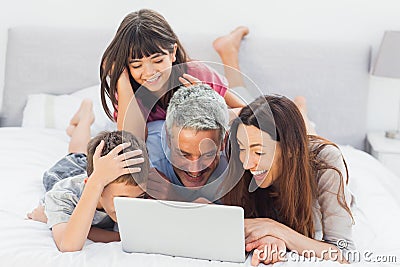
[222,95,355,266]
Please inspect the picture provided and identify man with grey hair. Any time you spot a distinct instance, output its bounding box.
[146,84,230,201]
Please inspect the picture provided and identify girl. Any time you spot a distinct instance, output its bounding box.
[100,9,245,139]
[222,95,355,266]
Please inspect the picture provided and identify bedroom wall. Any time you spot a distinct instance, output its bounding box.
[0,0,400,132]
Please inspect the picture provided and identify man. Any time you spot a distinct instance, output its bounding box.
[145,84,235,202]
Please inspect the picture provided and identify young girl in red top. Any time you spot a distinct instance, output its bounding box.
[100,9,246,139]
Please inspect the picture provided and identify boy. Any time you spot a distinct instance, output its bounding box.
[28,99,149,252]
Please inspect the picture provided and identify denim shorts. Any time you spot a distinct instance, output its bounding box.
[43,153,87,192]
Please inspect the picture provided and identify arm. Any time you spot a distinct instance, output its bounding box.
[246,145,354,263]
[51,178,104,252]
[228,107,242,125]
[224,90,246,108]
[179,73,244,124]
[245,218,348,263]
[246,148,354,263]
[51,141,143,252]
[179,73,245,109]
[116,69,147,140]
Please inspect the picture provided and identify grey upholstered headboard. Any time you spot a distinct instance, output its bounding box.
[237,38,371,150]
[1,27,370,149]
[1,26,114,127]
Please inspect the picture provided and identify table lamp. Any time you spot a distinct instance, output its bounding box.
[371,31,400,139]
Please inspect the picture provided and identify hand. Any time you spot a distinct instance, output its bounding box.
[27,204,48,223]
[90,140,144,187]
[179,73,202,87]
[146,168,178,200]
[244,218,279,244]
[193,197,212,204]
[248,236,287,266]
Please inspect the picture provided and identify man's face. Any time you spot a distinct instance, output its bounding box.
[168,125,224,188]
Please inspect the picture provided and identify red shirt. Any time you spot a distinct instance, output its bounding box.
[113,61,228,122]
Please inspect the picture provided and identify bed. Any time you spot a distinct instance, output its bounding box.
[0,27,399,266]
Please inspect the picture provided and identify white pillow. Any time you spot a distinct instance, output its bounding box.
[22,85,116,136]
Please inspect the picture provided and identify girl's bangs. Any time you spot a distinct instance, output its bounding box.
[129,32,172,60]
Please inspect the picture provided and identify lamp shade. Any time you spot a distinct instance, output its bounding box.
[372,31,400,78]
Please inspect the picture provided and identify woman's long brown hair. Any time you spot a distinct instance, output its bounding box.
[222,95,352,238]
[100,9,189,121]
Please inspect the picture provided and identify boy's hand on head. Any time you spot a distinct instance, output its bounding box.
[91,140,144,187]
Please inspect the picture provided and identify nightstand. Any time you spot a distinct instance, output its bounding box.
[367,132,400,178]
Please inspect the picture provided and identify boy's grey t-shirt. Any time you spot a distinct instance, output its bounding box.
[44,174,115,229]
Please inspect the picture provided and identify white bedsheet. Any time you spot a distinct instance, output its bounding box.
[0,127,399,267]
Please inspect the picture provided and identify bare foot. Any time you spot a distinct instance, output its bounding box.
[213,26,249,58]
[66,98,95,137]
[294,96,316,135]
[27,204,48,223]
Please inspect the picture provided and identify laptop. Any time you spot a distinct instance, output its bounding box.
[114,197,245,263]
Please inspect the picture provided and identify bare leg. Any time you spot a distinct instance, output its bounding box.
[27,99,94,223]
[213,26,249,89]
[67,99,95,154]
[294,96,317,135]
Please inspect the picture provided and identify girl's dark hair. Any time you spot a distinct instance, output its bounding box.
[100,9,189,121]
[222,95,352,238]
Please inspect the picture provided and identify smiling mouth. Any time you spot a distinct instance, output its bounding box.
[250,169,268,176]
[184,169,207,181]
[250,169,269,183]
[146,73,161,83]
